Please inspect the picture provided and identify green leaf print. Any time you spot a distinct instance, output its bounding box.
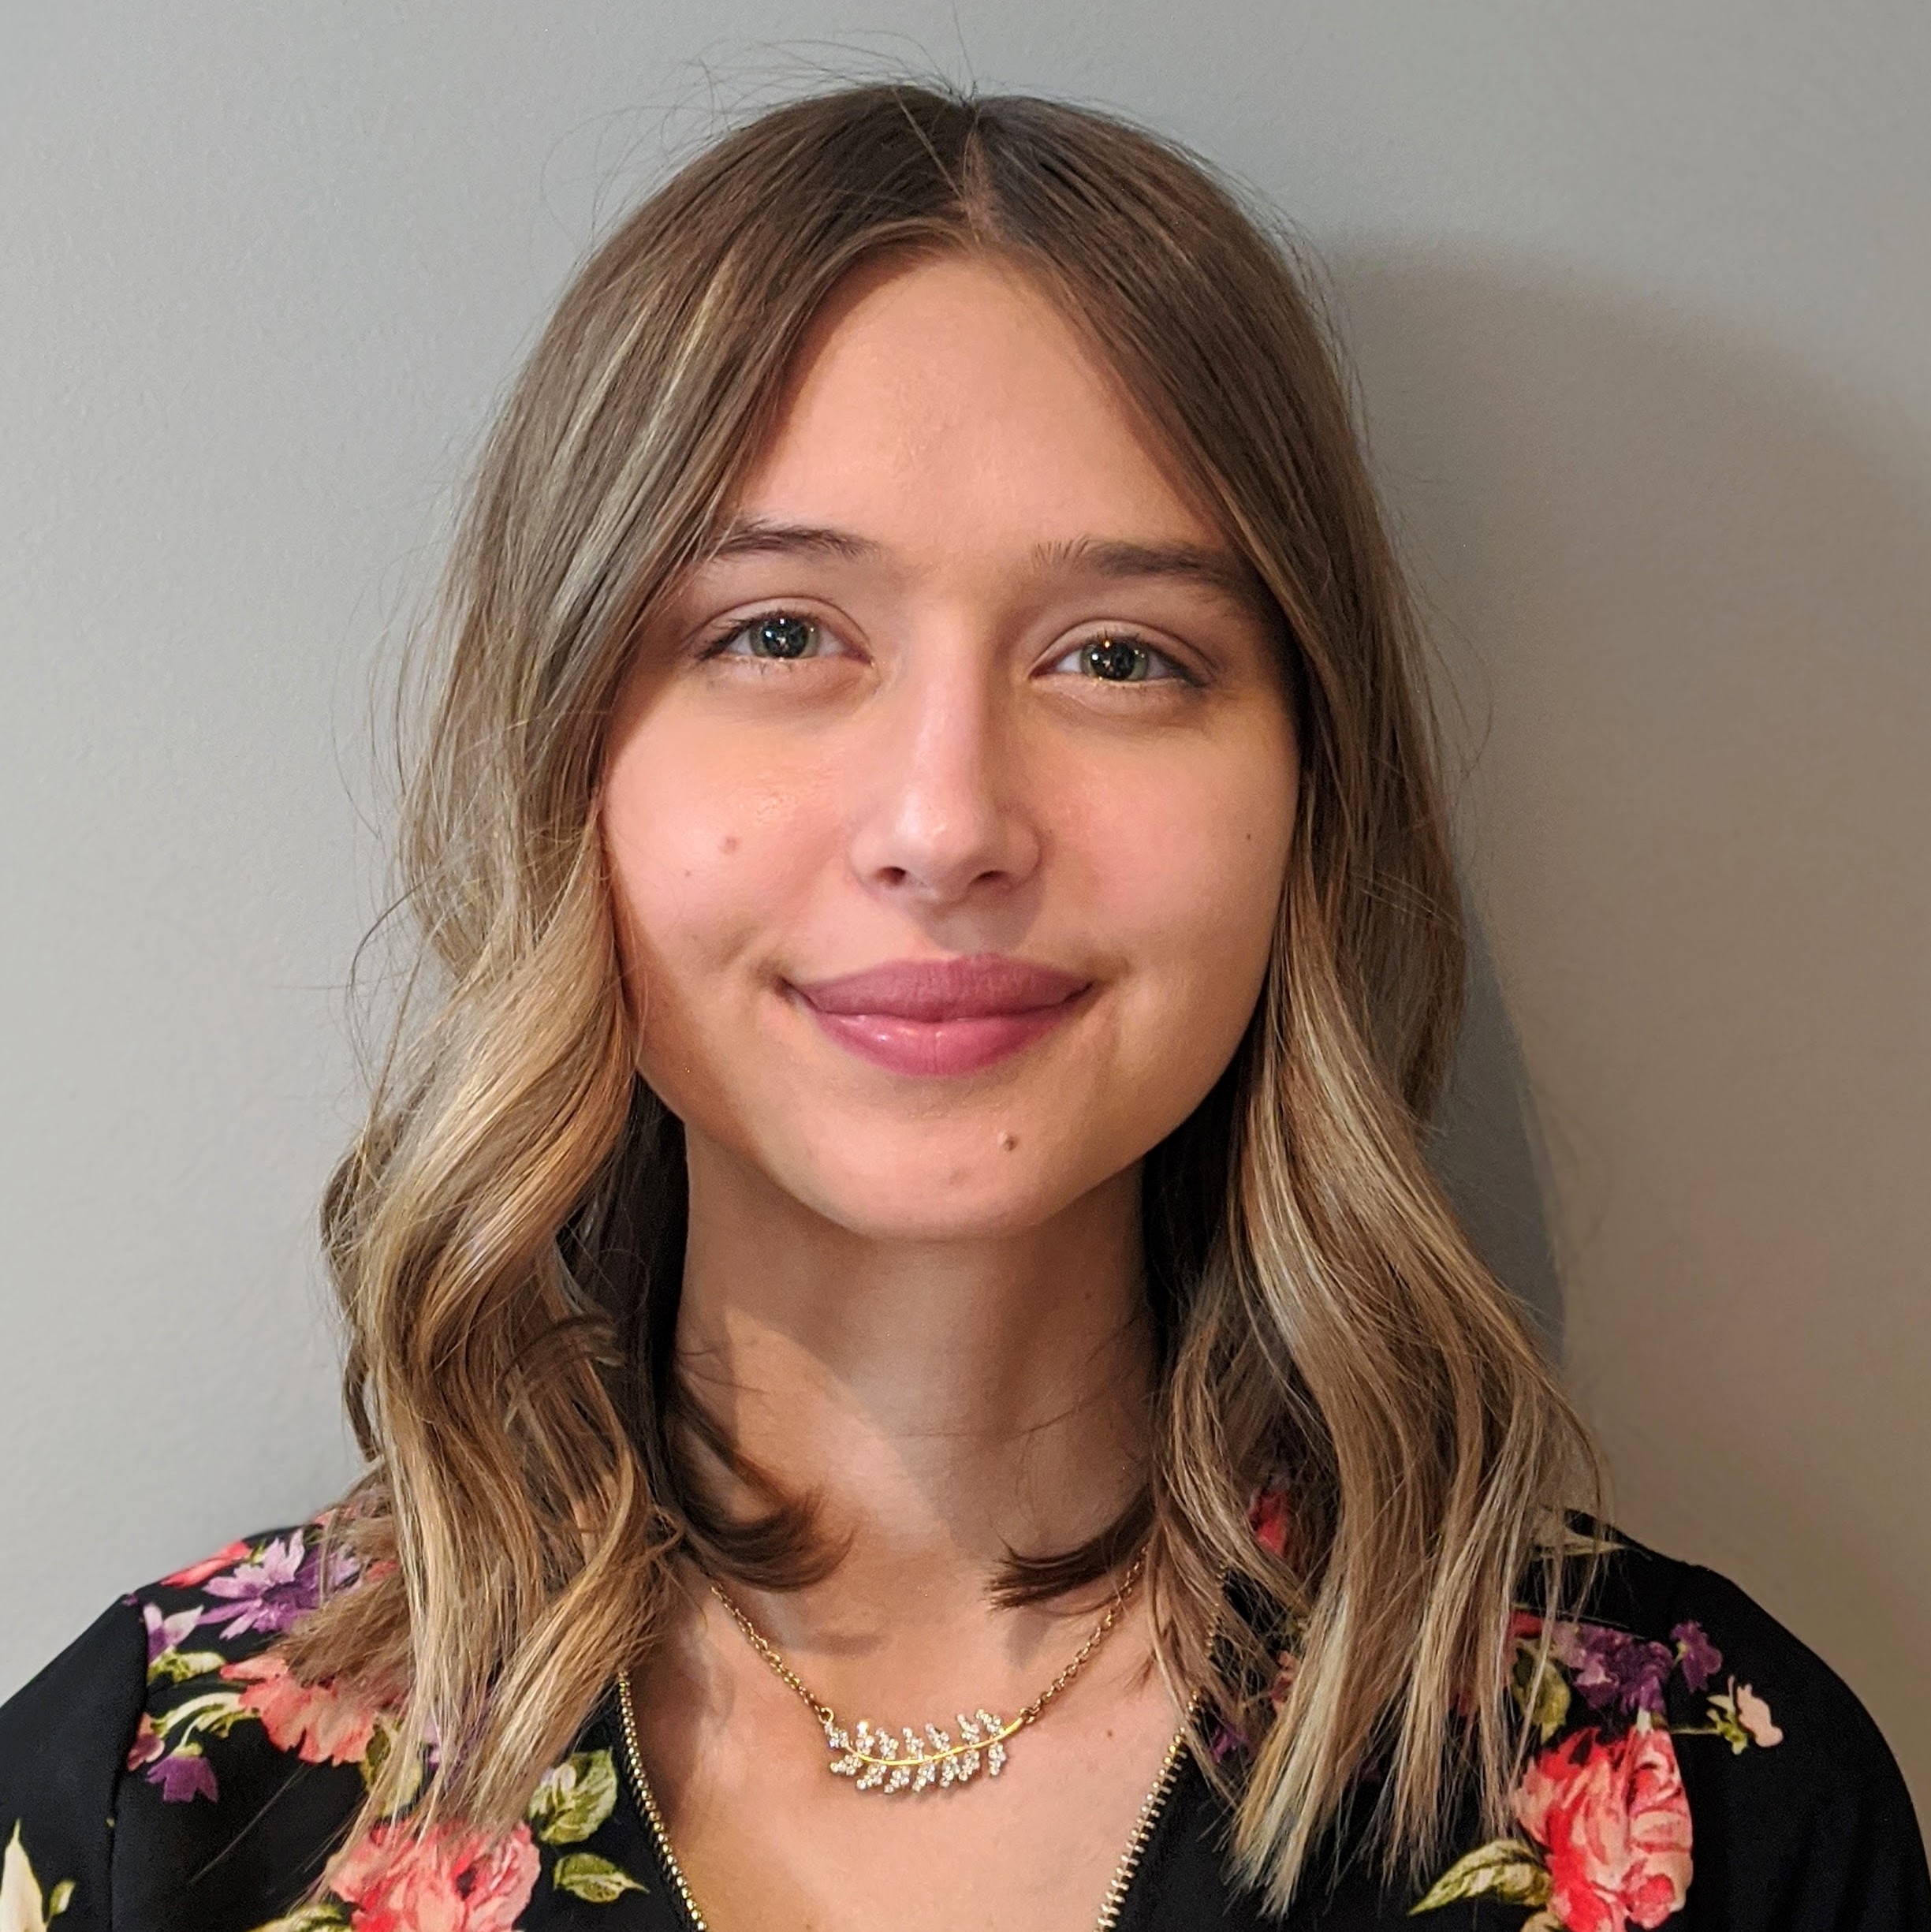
[1,1821,78,1929]
[245,1902,352,1930]
[1510,1639,1571,1744]
[148,1648,229,1687]
[527,1749,619,1844]
[553,1852,648,1903]
[1409,1837,1553,1915]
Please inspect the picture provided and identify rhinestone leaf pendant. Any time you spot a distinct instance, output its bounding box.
[825,1708,1015,1794]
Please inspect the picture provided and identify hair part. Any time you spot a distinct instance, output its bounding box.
[286,79,1606,1915]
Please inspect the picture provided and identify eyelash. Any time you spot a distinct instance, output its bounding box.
[695,610,1198,686]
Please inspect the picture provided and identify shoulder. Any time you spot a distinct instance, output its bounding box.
[1563,1525,1881,1722]
[1547,1522,1912,1803]
[0,1593,146,1930]
[0,1521,376,1932]
[5,1522,660,1931]
[117,1517,378,1796]
[1411,1520,1931,1931]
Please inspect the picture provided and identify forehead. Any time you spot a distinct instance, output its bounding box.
[733,252,1222,558]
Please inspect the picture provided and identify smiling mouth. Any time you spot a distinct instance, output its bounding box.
[786,953,1093,1077]
[794,1001,1088,1077]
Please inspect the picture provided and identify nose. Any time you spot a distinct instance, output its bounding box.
[846,636,1042,908]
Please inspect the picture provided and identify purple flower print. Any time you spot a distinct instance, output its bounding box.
[143,1601,203,1663]
[199,1532,353,1639]
[1672,1620,1723,1693]
[126,1712,164,1770]
[1553,1622,1676,1718]
[1208,1717,1247,1763]
[145,1747,218,1803]
[129,1712,221,1802]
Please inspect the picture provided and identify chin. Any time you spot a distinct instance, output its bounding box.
[782,1143,1097,1245]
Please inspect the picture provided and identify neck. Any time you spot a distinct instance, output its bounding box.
[669,1126,1154,1632]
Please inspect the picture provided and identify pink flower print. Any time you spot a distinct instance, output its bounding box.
[1515,1723,1693,1932]
[1734,1684,1783,1747]
[126,1710,164,1770]
[1266,1650,1299,1714]
[327,1819,540,1932]
[222,1652,382,1767]
[1247,1486,1292,1559]
[160,1539,252,1589]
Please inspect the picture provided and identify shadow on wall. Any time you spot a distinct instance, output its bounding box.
[1430,908,1564,1348]
[1342,244,1931,1799]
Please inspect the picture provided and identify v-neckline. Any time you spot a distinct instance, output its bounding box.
[612,1667,1198,1932]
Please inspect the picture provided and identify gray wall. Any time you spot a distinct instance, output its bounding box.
[4,2,1925,1811]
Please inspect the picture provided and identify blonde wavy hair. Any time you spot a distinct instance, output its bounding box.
[287,80,1606,1915]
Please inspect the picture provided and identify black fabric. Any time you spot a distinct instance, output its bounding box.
[0,1598,144,1930]
[1,1523,1924,1930]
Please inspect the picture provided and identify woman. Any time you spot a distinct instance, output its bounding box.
[1,82,1923,1932]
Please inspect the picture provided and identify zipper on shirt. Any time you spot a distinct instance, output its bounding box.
[1090,1718,1192,1930]
[617,1669,713,1932]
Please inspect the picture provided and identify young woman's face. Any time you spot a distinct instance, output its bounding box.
[603,254,1297,1240]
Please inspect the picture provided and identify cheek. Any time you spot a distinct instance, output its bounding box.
[1077,731,1294,1072]
[600,717,827,1018]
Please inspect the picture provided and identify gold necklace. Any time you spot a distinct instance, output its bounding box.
[613,1669,1198,1932]
[707,1554,1145,1795]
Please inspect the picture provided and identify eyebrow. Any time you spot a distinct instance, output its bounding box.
[704,519,879,564]
[701,518,1275,618]
[1027,534,1273,619]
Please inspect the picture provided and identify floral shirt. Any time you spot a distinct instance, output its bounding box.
[0,1516,1923,1931]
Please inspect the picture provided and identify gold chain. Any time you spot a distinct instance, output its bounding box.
[613,1667,1202,1932]
[708,1553,1145,1795]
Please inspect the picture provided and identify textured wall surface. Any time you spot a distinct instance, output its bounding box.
[3,2,1925,1811]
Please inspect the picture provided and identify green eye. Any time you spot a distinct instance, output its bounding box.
[705,611,826,662]
[743,614,817,658]
[1082,636,1151,681]
[1060,634,1184,683]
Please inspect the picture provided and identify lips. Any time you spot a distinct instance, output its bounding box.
[788,953,1090,1076]
[796,953,1090,1020]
